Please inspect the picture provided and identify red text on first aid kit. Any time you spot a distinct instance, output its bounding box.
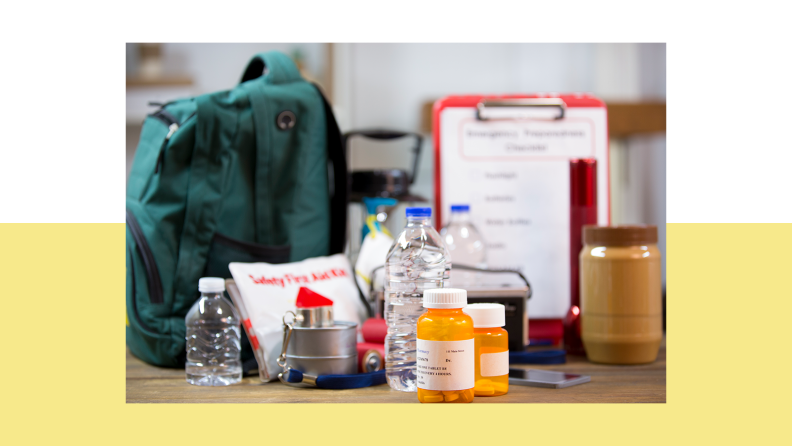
[248,268,349,288]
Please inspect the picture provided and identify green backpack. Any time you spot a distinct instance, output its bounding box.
[126,51,347,368]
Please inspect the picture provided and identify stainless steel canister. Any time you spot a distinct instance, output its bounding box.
[284,321,358,376]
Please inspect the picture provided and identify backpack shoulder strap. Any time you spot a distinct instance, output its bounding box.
[173,93,236,304]
[314,84,348,255]
[239,52,347,254]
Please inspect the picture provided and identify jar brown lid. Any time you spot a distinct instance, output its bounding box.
[583,225,658,246]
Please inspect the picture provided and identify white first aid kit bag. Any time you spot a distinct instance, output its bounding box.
[228,254,367,381]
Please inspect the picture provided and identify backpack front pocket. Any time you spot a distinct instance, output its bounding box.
[126,243,185,367]
[126,209,163,304]
[204,232,291,278]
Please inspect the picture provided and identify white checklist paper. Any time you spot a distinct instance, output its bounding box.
[438,105,609,319]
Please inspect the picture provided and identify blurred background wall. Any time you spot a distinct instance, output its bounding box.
[126,42,666,285]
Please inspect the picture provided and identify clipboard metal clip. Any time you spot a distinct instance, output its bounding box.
[476,98,567,121]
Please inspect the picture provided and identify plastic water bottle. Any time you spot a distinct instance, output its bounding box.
[185,277,242,386]
[441,204,486,284]
[384,207,450,392]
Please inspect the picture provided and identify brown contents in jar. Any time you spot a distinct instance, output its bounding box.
[580,225,663,365]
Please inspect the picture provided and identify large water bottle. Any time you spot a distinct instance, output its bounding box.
[441,204,486,285]
[384,207,450,392]
[185,277,242,386]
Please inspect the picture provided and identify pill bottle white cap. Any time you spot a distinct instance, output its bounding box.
[463,303,506,328]
[198,277,226,293]
[423,288,467,309]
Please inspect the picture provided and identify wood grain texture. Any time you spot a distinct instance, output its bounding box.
[127,339,665,404]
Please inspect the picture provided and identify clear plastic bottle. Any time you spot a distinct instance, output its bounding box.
[441,204,486,284]
[185,277,242,386]
[384,207,450,392]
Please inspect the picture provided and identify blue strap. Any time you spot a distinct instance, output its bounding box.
[284,368,387,389]
[316,370,387,389]
[509,350,567,365]
[284,368,303,383]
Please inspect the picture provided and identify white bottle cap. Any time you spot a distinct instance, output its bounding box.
[423,288,467,309]
[463,303,506,328]
[198,277,225,293]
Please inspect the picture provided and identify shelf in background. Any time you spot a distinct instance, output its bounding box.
[607,102,666,138]
[127,76,193,88]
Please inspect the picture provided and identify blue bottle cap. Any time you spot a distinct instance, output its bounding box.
[405,207,432,218]
[450,204,470,212]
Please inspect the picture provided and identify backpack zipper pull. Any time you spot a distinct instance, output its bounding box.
[155,124,179,173]
[166,123,179,140]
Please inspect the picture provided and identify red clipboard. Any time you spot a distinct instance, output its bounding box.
[433,94,610,344]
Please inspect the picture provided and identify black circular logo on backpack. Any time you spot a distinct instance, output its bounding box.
[277,111,296,130]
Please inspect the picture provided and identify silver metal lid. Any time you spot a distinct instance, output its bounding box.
[294,306,333,328]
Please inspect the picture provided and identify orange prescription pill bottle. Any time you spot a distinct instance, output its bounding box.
[416,288,475,403]
[464,303,509,396]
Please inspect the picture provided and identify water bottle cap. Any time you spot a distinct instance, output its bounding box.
[463,303,506,328]
[406,207,432,218]
[198,277,225,293]
[450,204,470,212]
[423,288,467,309]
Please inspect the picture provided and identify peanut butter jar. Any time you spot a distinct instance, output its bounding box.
[580,225,662,364]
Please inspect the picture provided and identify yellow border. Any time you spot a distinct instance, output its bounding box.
[3,223,790,445]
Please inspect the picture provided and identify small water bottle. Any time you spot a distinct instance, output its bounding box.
[441,204,486,284]
[185,277,242,386]
[384,207,450,392]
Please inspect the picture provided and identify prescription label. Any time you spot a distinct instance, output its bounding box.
[480,351,509,377]
[416,339,475,391]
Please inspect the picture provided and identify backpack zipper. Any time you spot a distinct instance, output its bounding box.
[150,110,196,174]
[154,123,179,174]
[151,109,179,174]
[128,246,155,333]
[126,209,164,304]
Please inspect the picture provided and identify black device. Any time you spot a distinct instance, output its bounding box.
[467,287,529,352]
[343,129,424,202]
[459,265,532,352]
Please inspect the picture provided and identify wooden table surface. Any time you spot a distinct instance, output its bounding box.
[127,338,665,403]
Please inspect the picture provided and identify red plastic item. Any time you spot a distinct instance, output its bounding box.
[565,159,598,355]
[530,319,565,346]
[361,317,387,343]
[295,287,334,308]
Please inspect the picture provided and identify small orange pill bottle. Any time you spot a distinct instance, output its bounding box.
[416,288,475,403]
[463,303,509,396]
